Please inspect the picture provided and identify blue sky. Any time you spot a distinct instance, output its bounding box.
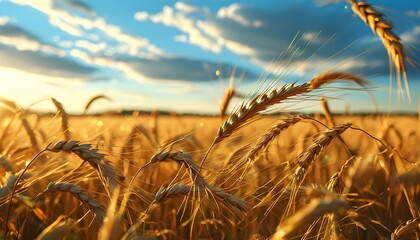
[0,0,418,114]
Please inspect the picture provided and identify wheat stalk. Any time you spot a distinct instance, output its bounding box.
[347,0,410,100]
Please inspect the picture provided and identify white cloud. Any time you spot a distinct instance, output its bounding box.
[10,0,166,57]
[134,11,149,21]
[75,40,107,54]
[406,10,420,18]
[135,5,222,53]
[217,4,250,27]
[87,33,100,41]
[58,40,73,48]
[401,26,420,45]
[0,46,94,80]
[0,16,9,25]
[0,36,64,56]
[224,40,256,56]
[0,22,65,56]
[174,34,187,43]
[49,16,84,36]
[174,2,200,14]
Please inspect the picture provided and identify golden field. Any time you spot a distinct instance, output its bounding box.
[0,109,418,239]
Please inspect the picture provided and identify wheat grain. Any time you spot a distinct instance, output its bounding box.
[48,140,125,195]
[44,182,106,224]
[155,183,193,202]
[294,123,351,181]
[150,150,206,191]
[347,0,410,99]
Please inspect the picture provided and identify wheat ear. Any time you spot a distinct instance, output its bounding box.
[321,97,335,127]
[227,116,303,179]
[347,0,410,99]
[48,140,125,195]
[83,94,111,114]
[155,183,193,202]
[150,151,206,191]
[0,98,39,150]
[154,183,247,211]
[294,123,351,181]
[220,88,236,119]
[43,182,106,224]
[51,98,70,140]
[201,72,365,169]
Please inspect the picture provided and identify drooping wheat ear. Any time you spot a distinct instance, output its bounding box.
[154,183,193,202]
[201,72,365,169]
[43,182,105,224]
[321,97,335,127]
[154,183,248,211]
[48,140,125,195]
[241,116,303,166]
[391,218,420,240]
[347,0,410,100]
[0,98,39,150]
[294,123,351,181]
[150,151,206,191]
[207,185,248,211]
[51,98,70,140]
[327,156,356,190]
[271,198,350,240]
[83,94,111,114]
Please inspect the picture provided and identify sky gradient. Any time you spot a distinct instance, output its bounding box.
[0,0,419,114]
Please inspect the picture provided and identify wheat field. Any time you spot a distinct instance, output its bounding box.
[1,0,420,239]
[0,99,419,239]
